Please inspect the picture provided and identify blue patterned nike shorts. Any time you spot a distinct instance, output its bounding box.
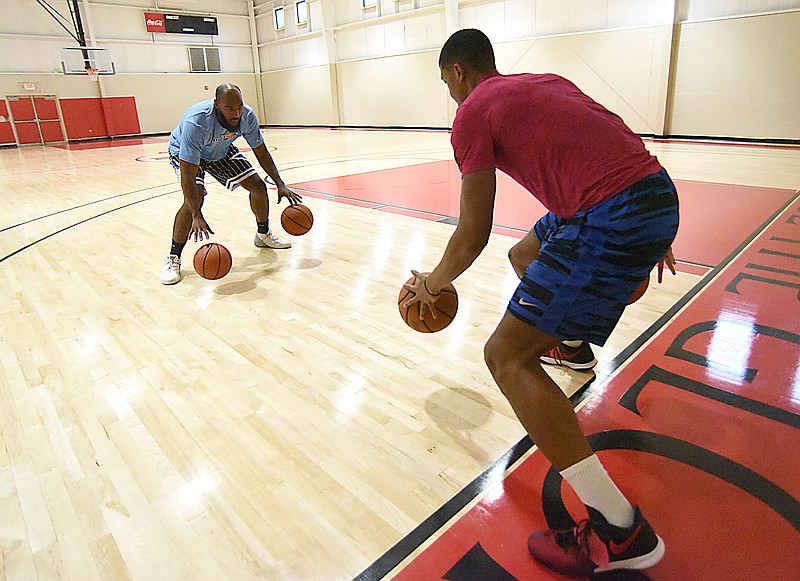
[507,169,679,346]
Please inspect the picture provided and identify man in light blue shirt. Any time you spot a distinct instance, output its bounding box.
[161,83,302,285]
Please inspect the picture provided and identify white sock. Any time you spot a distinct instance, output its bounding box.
[560,454,635,528]
[563,340,583,348]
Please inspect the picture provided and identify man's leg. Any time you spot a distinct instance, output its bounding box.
[484,314,595,470]
[484,313,663,575]
[161,184,207,285]
[509,228,597,370]
[239,174,291,249]
[508,228,541,279]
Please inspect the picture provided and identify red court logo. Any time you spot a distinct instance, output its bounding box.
[144,12,166,33]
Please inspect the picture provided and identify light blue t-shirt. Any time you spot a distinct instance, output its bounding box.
[168,99,264,163]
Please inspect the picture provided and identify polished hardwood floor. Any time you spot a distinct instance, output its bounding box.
[0,131,798,580]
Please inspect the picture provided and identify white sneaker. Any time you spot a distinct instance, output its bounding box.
[254,231,291,249]
[160,254,182,285]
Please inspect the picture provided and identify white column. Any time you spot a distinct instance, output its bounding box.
[318,0,341,125]
[444,0,458,36]
[247,0,266,120]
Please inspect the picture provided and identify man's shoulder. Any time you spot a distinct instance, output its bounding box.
[182,100,215,124]
[241,103,260,125]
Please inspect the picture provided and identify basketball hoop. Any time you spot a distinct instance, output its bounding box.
[86,67,99,81]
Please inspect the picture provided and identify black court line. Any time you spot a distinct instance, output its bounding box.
[0,190,177,264]
[0,183,175,233]
[288,184,453,221]
[353,188,800,581]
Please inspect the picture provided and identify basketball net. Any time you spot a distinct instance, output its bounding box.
[86,67,99,81]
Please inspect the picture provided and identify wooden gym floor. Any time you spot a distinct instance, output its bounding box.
[1,130,799,580]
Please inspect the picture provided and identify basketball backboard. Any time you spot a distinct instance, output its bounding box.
[61,47,115,75]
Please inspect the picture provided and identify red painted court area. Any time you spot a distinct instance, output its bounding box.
[294,160,796,271]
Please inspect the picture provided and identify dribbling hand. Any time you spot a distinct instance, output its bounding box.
[190,214,214,242]
[657,246,676,283]
[402,270,440,321]
[277,184,303,206]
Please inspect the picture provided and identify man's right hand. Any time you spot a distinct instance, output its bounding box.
[190,214,214,242]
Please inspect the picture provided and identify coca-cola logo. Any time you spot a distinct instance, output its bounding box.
[144,12,166,31]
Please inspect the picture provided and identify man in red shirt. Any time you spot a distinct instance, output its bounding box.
[404,29,678,577]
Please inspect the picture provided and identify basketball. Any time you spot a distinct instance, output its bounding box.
[193,242,233,280]
[628,276,649,304]
[398,276,458,333]
[281,203,314,236]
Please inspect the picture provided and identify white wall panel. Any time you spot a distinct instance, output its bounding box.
[684,0,800,20]
[1,0,73,36]
[0,38,72,74]
[0,73,101,99]
[261,35,327,71]
[606,0,673,28]
[337,51,448,127]
[534,0,571,36]
[261,64,337,125]
[493,26,671,134]
[670,10,800,139]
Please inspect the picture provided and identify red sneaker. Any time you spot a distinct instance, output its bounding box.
[540,342,597,371]
[528,506,664,577]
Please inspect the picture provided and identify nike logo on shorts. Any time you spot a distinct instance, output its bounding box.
[518,298,537,307]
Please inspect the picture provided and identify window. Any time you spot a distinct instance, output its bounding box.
[274,6,285,30]
[295,1,307,26]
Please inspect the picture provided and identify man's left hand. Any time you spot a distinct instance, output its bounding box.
[657,246,677,283]
[277,184,303,205]
[402,270,441,321]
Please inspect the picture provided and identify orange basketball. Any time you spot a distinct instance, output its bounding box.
[398,276,458,333]
[193,242,232,280]
[628,276,649,304]
[281,203,313,236]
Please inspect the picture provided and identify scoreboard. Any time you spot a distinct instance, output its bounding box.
[144,12,218,35]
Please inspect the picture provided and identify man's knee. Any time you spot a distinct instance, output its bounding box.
[508,243,526,275]
[484,329,525,380]
[508,235,540,278]
[483,333,504,377]
[244,176,267,196]
[484,316,559,385]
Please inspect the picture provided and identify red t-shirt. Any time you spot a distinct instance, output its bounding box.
[451,72,663,218]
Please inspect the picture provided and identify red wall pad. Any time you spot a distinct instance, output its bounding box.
[60,98,108,140]
[60,96,140,140]
[101,97,140,137]
[0,101,14,144]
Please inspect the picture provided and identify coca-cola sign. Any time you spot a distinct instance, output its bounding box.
[144,12,166,33]
[143,11,218,35]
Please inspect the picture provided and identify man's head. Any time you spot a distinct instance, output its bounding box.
[438,29,497,105]
[214,83,244,130]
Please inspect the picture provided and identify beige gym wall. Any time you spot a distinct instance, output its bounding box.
[668,10,800,140]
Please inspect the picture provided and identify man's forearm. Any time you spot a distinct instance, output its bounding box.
[427,228,487,293]
[254,147,284,187]
[181,178,203,216]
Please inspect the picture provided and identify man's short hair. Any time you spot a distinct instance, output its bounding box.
[215,83,242,100]
[438,29,496,72]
